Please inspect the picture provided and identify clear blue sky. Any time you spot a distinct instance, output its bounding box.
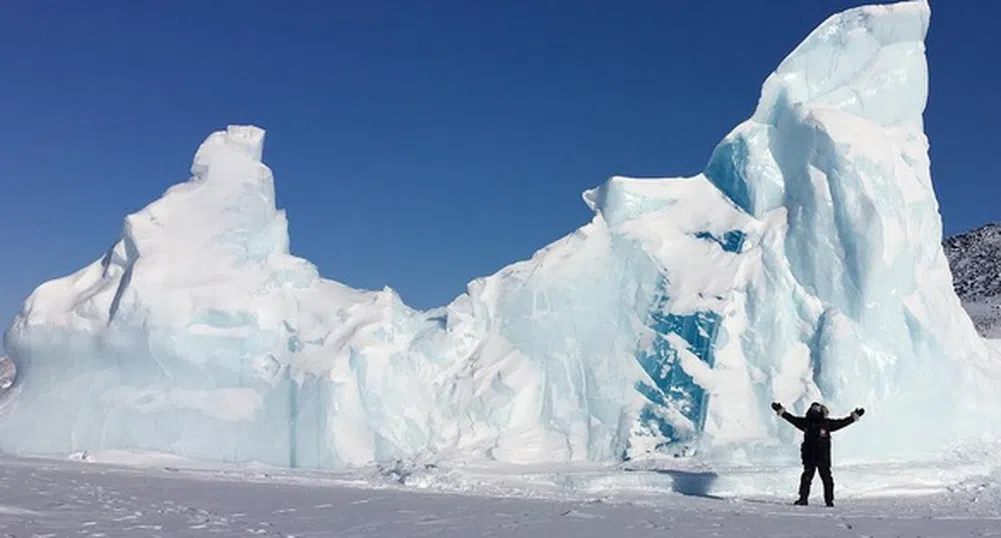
[1,1,999,322]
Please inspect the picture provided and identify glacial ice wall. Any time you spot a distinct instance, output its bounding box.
[2,0,1000,472]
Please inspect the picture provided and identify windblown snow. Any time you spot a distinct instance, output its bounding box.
[2,0,1000,492]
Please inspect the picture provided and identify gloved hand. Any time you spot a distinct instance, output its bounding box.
[854,407,865,417]
[771,402,784,415]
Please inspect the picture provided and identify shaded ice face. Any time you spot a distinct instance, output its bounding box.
[0,358,14,392]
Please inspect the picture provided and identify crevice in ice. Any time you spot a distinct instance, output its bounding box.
[107,234,139,324]
[694,230,747,254]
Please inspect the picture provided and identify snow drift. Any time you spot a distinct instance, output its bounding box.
[2,0,1000,478]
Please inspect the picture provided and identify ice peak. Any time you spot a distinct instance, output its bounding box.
[752,0,930,128]
[705,0,931,217]
[191,125,267,180]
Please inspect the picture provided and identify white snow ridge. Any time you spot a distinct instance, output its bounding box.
[2,0,1001,497]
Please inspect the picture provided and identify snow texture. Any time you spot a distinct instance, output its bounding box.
[1,454,1001,538]
[2,0,1001,495]
[944,222,1001,338]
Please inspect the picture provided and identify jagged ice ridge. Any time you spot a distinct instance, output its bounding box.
[2,0,1000,483]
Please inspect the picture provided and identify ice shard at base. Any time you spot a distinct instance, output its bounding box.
[2,0,1000,476]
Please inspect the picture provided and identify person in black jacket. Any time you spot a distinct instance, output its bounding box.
[771,401,864,507]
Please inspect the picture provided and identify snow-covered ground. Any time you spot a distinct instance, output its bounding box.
[1,454,1000,537]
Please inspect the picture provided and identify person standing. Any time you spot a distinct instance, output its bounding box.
[771,401,865,507]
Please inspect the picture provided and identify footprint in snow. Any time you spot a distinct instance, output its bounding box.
[561,509,601,519]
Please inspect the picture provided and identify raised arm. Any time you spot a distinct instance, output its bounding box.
[771,402,807,431]
[828,407,865,432]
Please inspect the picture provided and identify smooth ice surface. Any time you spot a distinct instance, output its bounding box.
[2,0,1001,495]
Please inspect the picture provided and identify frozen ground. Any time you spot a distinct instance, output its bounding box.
[1,455,1000,537]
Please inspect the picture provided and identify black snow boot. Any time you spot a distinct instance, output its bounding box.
[794,498,808,506]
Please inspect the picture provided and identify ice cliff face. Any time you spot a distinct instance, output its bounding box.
[2,0,1000,472]
[944,223,1001,338]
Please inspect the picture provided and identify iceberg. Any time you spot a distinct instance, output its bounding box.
[2,0,1000,478]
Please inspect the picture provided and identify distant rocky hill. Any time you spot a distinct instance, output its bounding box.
[944,222,1001,339]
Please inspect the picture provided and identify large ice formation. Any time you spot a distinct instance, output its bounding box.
[2,0,999,474]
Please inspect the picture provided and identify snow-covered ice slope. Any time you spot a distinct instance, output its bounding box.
[2,0,1000,477]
